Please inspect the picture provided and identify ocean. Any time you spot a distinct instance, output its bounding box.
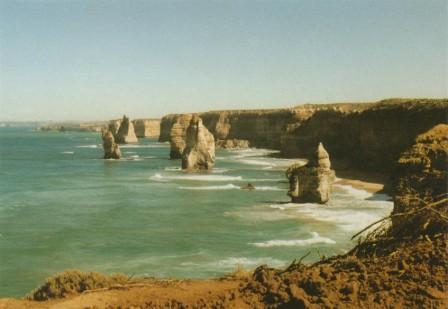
[0,127,392,297]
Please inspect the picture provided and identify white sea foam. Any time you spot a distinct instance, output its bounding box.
[165,167,181,171]
[333,184,373,199]
[76,144,99,148]
[250,232,336,248]
[239,159,274,166]
[270,204,288,210]
[62,151,74,154]
[150,173,243,182]
[224,208,297,222]
[179,184,240,190]
[244,178,284,182]
[266,198,393,232]
[254,186,284,191]
[210,257,285,269]
[229,148,280,159]
[291,203,391,232]
[212,168,230,174]
[178,184,283,191]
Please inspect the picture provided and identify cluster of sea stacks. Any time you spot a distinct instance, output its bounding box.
[101,115,138,159]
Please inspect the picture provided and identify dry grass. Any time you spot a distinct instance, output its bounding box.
[223,265,252,280]
[25,270,130,301]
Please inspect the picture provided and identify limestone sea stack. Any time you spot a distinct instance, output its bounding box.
[115,115,138,144]
[181,115,215,171]
[101,130,121,159]
[169,114,194,159]
[286,142,335,204]
[108,119,122,136]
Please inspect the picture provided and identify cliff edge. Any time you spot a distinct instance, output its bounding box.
[159,99,448,173]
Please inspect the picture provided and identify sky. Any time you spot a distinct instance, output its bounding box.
[0,0,447,121]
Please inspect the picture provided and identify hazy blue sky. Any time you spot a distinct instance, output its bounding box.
[0,0,447,121]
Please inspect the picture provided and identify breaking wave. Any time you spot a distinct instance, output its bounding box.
[76,144,99,148]
[178,184,283,191]
[179,184,239,190]
[250,232,336,247]
[150,173,243,182]
[333,184,373,199]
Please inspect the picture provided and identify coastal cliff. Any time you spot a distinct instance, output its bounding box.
[160,109,297,149]
[281,99,448,171]
[132,119,161,138]
[159,99,448,172]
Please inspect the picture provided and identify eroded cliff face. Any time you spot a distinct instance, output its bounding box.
[200,109,299,149]
[132,119,161,138]
[281,99,448,171]
[160,109,299,149]
[159,99,448,172]
[391,124,448,236]
[159,114,177,142]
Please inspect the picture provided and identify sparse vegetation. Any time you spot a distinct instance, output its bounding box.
[25,270,129,301]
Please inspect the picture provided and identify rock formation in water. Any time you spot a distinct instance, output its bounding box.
[108,119,122,136]
[101,130,121,159]
[132,119,161,138]
[286,143,335,204]
[241,183,256,191]
[169,114,194,159]
[391,124,448,236]
[159,99,448,172]
[181,115,215,171]
[216,139,250,149]
[115,115,138,144]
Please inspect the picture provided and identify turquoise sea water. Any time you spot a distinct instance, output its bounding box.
[0,127,393,297]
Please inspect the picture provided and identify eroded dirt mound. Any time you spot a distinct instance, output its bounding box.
[241,233,447,309]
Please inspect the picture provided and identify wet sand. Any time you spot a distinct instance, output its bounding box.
[334,169,390,194]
